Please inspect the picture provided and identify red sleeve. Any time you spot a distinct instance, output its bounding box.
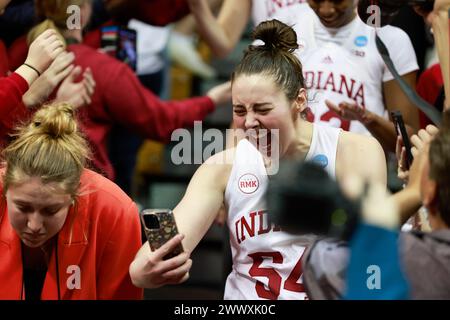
[416,64,444,128]
[135,0,190,25]
[0,73,31,142]
[7,35,28,72]
[103,62,215,142]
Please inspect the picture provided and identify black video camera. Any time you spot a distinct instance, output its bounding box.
[358,0,435,27]
[267,161,361,241]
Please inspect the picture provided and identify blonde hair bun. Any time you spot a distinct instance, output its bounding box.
[32,103,77,138]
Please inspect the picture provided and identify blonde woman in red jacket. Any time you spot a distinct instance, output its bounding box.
[0,102,143,300]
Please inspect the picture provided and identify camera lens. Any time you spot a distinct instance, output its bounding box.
[143,214,160,230]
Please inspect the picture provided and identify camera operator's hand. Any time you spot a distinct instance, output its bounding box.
[341,175,399,230]
[129,234,192,289]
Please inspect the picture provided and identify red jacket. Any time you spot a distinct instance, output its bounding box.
[103,0,190,26]
[416,64,444,128]
[0,40,9,76]
[7,39,216,180]
[0,169,143,300]
[0,39,30,147]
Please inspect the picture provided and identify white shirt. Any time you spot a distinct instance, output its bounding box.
[224,124,340,300]
[276,9,419,135]
[128,19,170,75]
[251,0,310,27]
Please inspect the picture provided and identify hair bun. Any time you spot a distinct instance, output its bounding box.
[252,19,298,53]
[32,103,77,138]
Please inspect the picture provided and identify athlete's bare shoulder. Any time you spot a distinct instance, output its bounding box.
[336,131,387,185]
[200,147,236,191]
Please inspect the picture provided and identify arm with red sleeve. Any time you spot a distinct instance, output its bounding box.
[0,73,30,142]
[135,0,190,26]
[103,62,215,142]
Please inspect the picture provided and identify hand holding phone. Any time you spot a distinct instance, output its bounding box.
[140,209,184,260]
[391,110,413,169]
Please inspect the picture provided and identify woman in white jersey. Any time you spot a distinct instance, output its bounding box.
[129,20,386,300]
[188,0,420,152]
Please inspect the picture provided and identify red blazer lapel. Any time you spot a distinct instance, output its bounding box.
[0,210,24,300]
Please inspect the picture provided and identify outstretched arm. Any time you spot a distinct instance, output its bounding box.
[129,151,232,288]
[188,0,251,57]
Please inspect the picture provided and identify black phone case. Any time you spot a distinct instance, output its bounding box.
[141,209,184,260]
[391,110,413,168]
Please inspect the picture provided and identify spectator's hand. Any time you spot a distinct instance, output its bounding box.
[407,125,439,194]
[325,100,372,124]
[25,29,65,75]
[206,81,232,106]
[341,174,398,229]
[56,67,96,109]
[23,51,75,108]
[129,234,192,289]
[395,135,410,183]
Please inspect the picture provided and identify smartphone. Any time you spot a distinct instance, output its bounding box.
[100,26,137,71]
[140,209,184,260]
[117,27,137,71]
[391,110,413,169]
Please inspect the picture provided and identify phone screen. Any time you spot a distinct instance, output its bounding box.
[117,28,137,71]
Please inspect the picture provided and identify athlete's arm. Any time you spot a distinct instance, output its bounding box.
[129,151,232,289]
[174,150,232,252]
[188,0,251,57]
[336,132,387,186]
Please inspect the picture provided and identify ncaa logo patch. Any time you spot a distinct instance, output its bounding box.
[238,174,259,194]
[311,154,329,169]
[354,36,368,47]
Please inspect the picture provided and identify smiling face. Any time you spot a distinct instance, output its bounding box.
[6,177,72,248]
[232,73,306,158]
[307,0,356,28]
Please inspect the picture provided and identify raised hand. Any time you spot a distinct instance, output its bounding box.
[56,67,96,109]
[25,29,65,75]
[325,100,372,124]
[23,51,75,108]
[206,81,232,106]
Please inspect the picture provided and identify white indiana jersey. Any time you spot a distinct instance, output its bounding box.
[276,9,419,135]
[223,124,340,300]
[251,0,311,27]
